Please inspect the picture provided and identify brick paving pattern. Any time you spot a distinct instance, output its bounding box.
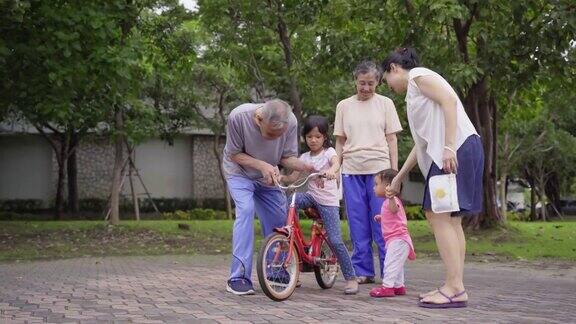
[0,255,574,323]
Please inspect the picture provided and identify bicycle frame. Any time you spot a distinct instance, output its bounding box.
[285,191,326,268]
[272,173,335,270]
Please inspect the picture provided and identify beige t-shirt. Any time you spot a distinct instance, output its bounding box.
[334,94,402,174]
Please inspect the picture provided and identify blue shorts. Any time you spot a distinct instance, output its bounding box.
[422,135,484,217]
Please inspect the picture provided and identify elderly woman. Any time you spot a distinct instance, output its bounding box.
[334,60,403,284]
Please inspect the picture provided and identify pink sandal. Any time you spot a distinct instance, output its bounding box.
[370,286,395,298]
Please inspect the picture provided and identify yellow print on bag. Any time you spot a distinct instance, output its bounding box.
[434,188,446,199]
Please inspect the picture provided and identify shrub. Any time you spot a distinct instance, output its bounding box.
[405,205,425,220]
[79,198,108,212]
[507,211,530,222]
[0,199,43,212]
[162,208,229,220]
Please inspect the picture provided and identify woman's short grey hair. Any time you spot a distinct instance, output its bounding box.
[353,60,382,81]
[261,99,292,129]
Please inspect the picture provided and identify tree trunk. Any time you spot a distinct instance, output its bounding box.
[545,172,561,218]
[213,134,233,219]
[499,133,510,221]
[525,169,537,221]
[67,130,80,213]
[32,125,68,219]
[499,173,507,222]
[128,157,140,221]
[537,174,547,222]
[452,10,502,229]
[273,2,303,124]
[461,79,502,229]
[54,136,67,220]
[109,106,125,225]
[212,89,234,219]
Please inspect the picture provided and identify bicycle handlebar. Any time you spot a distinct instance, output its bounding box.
[274,172,324,190]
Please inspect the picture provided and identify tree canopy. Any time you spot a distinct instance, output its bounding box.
[1,0,574,226]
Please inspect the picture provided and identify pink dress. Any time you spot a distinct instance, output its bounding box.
[379,197,416,260]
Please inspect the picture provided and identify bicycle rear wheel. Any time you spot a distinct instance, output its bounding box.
[313,238,339,289]
[257,233,300,301]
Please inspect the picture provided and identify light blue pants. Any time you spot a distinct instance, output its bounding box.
[342,174,386,278]
[295,193,356,280]
[227,176,287,281]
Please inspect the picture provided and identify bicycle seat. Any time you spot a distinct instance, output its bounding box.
[304,208,322,220]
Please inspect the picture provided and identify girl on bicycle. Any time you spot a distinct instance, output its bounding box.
[280,115,359,295]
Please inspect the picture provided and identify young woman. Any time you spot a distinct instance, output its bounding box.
[382,48,484,308]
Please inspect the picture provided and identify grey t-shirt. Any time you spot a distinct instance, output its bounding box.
[222,103,298,180]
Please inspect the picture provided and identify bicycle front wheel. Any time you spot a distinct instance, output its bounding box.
[257,233,300,301]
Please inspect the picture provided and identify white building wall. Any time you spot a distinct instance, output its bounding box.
[402,178,425,205]
[132,137,194,198]
[0,135,53,205]
[0,134,425,208]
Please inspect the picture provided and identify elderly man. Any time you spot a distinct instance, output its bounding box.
[223,99,314,295]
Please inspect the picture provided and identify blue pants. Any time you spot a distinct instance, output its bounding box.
[295,193,356,280]
[227,176,287,280]
[342,174,386,278]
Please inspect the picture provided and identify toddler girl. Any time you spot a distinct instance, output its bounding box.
[370,169,415,297]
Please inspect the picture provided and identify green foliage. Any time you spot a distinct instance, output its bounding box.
[0,198,229,215]
[3,1,119,128]
[2,0,575,225]
[78,198,108,212]
[405,205,426,221]
[507,211,531,222]
[162,208,228,220]
[0,199,44,212]
[499,74,576,207]
[1,220,575,261]
[138,3,200,142]
[0,0,193,142]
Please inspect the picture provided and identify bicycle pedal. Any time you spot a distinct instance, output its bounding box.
[314,257,327,267]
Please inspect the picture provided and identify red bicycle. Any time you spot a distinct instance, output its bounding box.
[256,173,339,301]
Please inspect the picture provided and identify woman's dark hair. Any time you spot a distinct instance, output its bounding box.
[302,115,331,148]
[381,47,420,72]
[377,168,403,194]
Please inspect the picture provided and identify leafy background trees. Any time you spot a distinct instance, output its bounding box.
[1,0,574,228]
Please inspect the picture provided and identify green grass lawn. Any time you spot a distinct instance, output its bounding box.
[0,220,574,262]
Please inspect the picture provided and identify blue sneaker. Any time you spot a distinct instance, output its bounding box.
[226,278,255,295]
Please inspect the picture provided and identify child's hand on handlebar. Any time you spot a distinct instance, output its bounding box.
[322,169,338,180]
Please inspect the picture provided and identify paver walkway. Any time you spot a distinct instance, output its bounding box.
[1,255,575,323]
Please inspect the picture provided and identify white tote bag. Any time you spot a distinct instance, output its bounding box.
[428,173,460,213]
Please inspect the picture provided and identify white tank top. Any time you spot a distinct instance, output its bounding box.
[405,67,478,178]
